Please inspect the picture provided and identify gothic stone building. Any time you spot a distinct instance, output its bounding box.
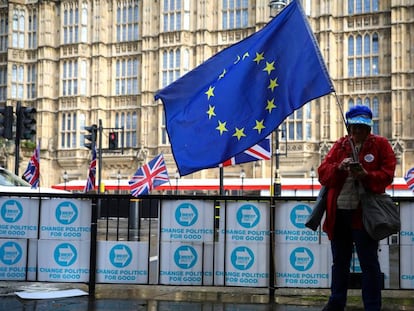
[0,0,412,191]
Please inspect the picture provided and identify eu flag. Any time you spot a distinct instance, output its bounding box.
[155,0,334,176]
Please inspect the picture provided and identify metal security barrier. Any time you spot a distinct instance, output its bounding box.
[0,192,412,296]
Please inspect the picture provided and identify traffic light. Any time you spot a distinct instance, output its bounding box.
[84,124,97,150]
[0,106,13,139]
[108,132,118,150]
[19,107,36,140]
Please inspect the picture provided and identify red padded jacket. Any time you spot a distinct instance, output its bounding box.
[318,134,396,240]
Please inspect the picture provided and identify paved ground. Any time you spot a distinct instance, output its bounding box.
[1,282,414,310]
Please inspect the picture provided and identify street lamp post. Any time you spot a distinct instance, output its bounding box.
[117,170,121,194]
[174,170,180,194]
[310,166,316,196]
[240,169,246,196]
[63,171,68,191]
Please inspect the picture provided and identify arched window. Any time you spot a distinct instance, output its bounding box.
[280,106,311,142]
[115,112,138,148]
[348,33,379,77]
[28,10,37,49]
[61,112,78,148]
[12,9,25,48]
[115,58,139,95]
[116,1,139,42]
[222,0,249,29]
[162,49,181,87]
[62,60,78,96]
[348,0,379,14]
[163,0,184,32]
[63,5,79,44]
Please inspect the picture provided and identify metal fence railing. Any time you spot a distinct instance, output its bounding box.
[0,192,412,296]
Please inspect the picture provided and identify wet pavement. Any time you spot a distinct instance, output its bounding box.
[1,282,414,310]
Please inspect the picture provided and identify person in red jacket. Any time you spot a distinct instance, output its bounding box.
[318,105,396,311]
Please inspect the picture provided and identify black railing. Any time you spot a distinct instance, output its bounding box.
[0,191,411,296]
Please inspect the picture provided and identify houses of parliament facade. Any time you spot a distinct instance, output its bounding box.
[0,0,413,191]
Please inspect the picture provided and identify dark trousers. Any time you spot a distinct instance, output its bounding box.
[328,209,382,311]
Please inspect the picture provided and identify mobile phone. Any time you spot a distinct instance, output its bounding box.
[349,162,363,172]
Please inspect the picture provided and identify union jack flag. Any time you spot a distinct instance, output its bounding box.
[84,147,97,192]
[404,167,414,192]
[221,135,271,167]
[23,142,40,188]
[129,153,169,197]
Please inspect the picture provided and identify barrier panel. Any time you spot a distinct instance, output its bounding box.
[0,192,412,294]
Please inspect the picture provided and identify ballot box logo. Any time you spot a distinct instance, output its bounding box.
[1,199,23,223]
[174,245,197,269]
[175,203,198,227]
[289,247,314,271]
[0,241,23,265]
[237,204,260,229]
[231,246,254,270]
[290,204,313,228]
[56,201,79,225]
[109,244,132,268]
[53,243,77,267]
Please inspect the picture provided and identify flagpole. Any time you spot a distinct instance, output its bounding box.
[268,0,287,299]
[219,167,224,195]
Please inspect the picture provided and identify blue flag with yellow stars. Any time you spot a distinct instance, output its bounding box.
[155,0,334,176]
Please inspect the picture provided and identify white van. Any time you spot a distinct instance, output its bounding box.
[0,167,69,194]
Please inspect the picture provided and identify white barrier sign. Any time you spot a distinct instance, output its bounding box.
[275,243,331,288]
[214,201,269,287]
[160,242,213,285]
[0,198,39,239]
[40,199,91,240]
[400,202,414,245]
[96,241,149,284]
[224,202,270,243]
[275,201,327,244]
[37,240,90,282]
[221,242,269,287]
[0,239,27,280]
[161,200,214,242]
[399,202,414,289]
[400,245,414,289]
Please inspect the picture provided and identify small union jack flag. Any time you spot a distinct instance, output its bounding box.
[404,167,414,192]
[84,147,97,192]
[129,153,169,197]
[221,135,271,167]
[23,141,40,188]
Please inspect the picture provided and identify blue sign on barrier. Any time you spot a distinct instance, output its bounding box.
[40,199,91,240]
[0,239,27,280]
[0,198,39,239]
[96,241,149,284]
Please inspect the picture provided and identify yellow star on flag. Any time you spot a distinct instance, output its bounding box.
[205,86,215,100]
[268,77,279,92]
[233,127,246,140]
[253,120,266,134]
[263,61,275,75]
[253,52,265,64]
[266,98,276,113]
[206,105,216,119]
[216,120,228,135]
